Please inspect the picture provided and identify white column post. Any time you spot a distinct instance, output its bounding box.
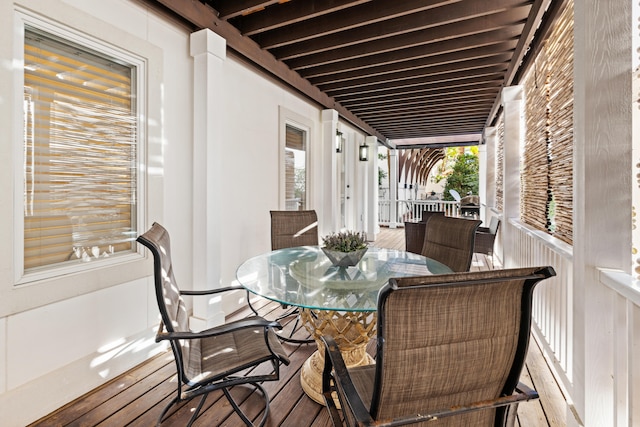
[500,85,524,268]
[189,29,226,329]
[388,148,398,228]
[573,1,633,426]
[321,109,340,235]
[365,136,378,239]
[478,140,487,224]
[482,127,497,221]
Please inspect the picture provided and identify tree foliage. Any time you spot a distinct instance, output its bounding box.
[442,152,479,201]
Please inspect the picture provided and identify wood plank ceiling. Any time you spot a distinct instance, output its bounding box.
[146,0,558,148]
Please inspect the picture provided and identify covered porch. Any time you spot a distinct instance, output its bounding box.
[1,1,638,426]
[30,228,567,427]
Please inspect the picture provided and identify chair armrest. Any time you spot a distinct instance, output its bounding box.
[156,316,282,342]
[366,381,539,426]
[321,336,374,425]
[180,284,245,296]
[514,381,539,400]
[476,227,491,233]
[318,357,540,427]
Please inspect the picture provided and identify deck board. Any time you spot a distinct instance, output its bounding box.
[30,226,566,427]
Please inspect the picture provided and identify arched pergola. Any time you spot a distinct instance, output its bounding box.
[398,148,445,188]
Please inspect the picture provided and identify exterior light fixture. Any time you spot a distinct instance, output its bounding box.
[336,130,344,153]
[359,142,368,161]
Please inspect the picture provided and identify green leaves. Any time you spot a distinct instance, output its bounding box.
[322,230,368,252]
[443,153,479,201]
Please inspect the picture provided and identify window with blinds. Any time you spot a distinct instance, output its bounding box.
[285,125,307,210]
[520,2,574,245]
[23,27,138,272]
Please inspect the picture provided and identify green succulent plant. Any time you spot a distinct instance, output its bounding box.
[322,230,368,252]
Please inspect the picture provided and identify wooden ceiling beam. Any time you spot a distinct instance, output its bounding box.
[210,0,278,20]
[316,54,514,92]
[255,0,459,49]
[233,0,372,36]
[373,115,489,129]
[388,121,484,132]
[356,103,495,120]
[297,28,521,76]
[282,17,525,69]
[211,0,279,20]
[272,5,530,61]
[329,69,506,98]
[344,85,501,109]
[307,41,517,85]
[153,0,386,141]
[351,94,497,114]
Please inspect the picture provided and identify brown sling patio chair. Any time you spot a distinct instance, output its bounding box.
[270,209,319,250]
[137,223,290,427]
[247,210,319,343]
[404,211,445,254]
[420,215,482,272]
[475,216,502,257]
[322,266,556,427]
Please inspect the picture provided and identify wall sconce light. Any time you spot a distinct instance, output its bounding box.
[359,142,368,161]
[336,130,344,153]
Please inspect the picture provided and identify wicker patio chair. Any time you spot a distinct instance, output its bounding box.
[247,210,319,343]
[137,223,290,427]
[322,266,556,427]
[404,211,444,254]
[420,215,482,272]
[475,217,501,256]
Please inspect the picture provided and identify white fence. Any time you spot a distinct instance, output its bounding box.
[509,219,574,399]
[511,219,640,426]
[597,270,640,426]
[378,199,461,225]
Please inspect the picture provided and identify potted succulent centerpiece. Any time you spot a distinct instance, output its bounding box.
[321,230,368,267]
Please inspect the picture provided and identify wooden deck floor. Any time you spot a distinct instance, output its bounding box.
[30,226,567,427]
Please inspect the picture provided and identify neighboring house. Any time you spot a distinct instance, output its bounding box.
[0,1,637,427]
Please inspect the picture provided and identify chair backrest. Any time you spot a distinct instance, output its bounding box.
[270,210,319,250]
[421,215,482,272]
[419,210,445,223]
[404,212,445,255]
[488,216,501,235]
[136,223,194,377]
[372,266,556,426]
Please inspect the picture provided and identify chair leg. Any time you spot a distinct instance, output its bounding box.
[223,383,270,427]
[249,291,314,344]
[156,395,180,426]
[277,310,315,344]
[186,394,208,427]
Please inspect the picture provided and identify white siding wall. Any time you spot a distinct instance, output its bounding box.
[573,0,635,426]
[0,1,374,425]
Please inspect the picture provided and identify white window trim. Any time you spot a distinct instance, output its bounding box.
[278,106,315,210]
[1,1,163,317]
[15,9,147,284]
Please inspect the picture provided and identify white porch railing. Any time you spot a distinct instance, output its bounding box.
[378,199,461,225]
[597,269,640,427]
[509,219,574,399]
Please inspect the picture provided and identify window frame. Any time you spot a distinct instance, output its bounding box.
[0,1,168,322]
[14,11,147,285]
[278,106,314,211]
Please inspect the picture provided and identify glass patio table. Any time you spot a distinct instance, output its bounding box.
[236,245,452,404]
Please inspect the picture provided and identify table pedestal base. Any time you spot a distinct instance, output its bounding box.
[299,309,376,405]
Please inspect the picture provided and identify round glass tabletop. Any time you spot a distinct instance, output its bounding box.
[236,246,452,312]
